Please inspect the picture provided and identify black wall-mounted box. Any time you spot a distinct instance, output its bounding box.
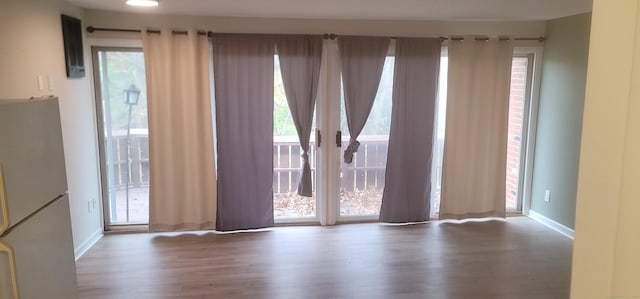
[61,15,85,78]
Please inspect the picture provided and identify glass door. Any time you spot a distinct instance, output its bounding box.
[506,54,535,212]
[91,47,149,227]
[429,50,537,216]
[273,55,317,221]
[338,57,395,218]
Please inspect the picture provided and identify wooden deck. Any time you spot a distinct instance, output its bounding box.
[76,216,572,299]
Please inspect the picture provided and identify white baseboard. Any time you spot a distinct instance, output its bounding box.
[74,228,103,261]
[527,210,574,239]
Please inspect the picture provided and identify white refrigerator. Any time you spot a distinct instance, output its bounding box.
[0,97,78,299]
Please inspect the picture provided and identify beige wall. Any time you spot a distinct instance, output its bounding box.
[0,0,103,256]
[571,0,640,297]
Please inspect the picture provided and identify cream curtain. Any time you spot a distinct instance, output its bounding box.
[439,39,513,220]
[143,29,217,231]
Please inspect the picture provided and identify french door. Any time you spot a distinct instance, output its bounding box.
[277,41,538,224]
[274,40,395,224]
[272,55,317,221]
[337,56,394,219]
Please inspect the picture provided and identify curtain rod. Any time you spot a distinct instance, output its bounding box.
[86,26,208,36]
[326,33,545,42]
[86,26,545,42]
[86,26,321,38]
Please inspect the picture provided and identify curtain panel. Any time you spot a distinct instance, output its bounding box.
[337,37,390,164]
[379,38,441,223]
[275,36,323,197]
[439,39,514,220]
[213,36,275,231]
[143,29,218,231]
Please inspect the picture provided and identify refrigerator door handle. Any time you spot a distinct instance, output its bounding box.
[0,163,9,234]
[0,241,19,299]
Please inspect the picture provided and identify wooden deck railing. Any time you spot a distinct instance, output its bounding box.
[109,134,445,194]
[110,132,150,189]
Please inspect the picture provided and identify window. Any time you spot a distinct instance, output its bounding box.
[273,55,317,219]
[506,55,533,211]
[431,48,539,216]
[91,41,540,227]
[92,47,150,227]
[339,56,395,217]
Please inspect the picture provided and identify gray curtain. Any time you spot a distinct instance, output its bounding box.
[213,36,275,231]
[275,37,323,197]
[379,38,441,223]
[338,37,390,163]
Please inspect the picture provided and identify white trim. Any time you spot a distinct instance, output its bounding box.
[86,37,143,48]
[527,210,574,239]
[74,228,103,261]
[316,39,331,226]
[323,39,342,226]
[275,216,319,225]
[337,215,379,223]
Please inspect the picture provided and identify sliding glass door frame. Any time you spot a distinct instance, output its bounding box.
[315,38,342,225]
[516,46,544,216]
[509,52,536,213]
[314,43,544,224]
[88,42,543,228]
[313,39,398,224]
[91,46,148,229]
[274,39,342,225]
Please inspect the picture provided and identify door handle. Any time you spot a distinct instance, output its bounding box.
[316,129,321,148]
[0,241,19,299]
[336,131,342,148]
[0,163,9,235]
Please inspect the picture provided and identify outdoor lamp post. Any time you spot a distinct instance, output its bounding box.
[123,84,140,223]
[124,84,141,105]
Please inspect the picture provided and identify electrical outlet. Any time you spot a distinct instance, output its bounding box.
[37,75,45,91]
[47,75,54,91]
[87,200,92,213]
[91,197,97,209]
[544,190,551,203]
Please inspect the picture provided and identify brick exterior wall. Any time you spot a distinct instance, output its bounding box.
[506,57,528,209]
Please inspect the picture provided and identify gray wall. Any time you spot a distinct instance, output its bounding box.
[529,13,591,229]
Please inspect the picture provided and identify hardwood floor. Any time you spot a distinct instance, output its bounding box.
[75,216,573,299]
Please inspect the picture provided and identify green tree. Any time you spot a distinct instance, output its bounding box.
[103,51,148,132]
[274,56,303,137]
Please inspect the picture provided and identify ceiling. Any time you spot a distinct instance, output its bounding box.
[67,0,593,21]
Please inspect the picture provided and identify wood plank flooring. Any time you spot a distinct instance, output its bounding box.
[75,216,573,299]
